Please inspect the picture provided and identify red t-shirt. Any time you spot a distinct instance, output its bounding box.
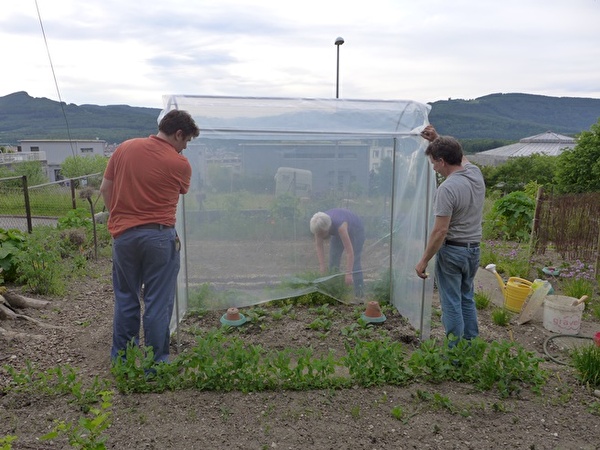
[103,135,191,237]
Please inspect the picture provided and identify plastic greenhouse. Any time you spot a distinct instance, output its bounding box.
[162,95,437,340]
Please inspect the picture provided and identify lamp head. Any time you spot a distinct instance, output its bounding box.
[335,37,344,46]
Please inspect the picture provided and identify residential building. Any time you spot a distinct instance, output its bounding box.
[17,139,107,181]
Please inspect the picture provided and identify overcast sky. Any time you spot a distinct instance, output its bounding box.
[2,0,599,109]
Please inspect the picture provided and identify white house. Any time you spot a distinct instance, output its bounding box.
[17,139,107,182]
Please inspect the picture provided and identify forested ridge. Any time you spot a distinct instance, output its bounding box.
[1,91,599,147]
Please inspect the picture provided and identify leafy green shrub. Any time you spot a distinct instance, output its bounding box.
[483,191,535,241]
[0,228,27,283]
[14,226,66,295]
[343,338,411,387]
[57,208,94,230]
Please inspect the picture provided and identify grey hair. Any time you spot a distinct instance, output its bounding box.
[310,212,331,235]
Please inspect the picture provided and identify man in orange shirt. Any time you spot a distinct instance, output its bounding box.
[100,109,199,363]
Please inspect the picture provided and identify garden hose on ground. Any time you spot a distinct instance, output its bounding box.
[543,334,593,365]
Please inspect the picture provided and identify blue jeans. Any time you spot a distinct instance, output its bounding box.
[435,243,480,344]
[329,228,365,296]
[110,227,180,363]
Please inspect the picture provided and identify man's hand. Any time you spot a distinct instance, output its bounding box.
[420,125,439,142]
[414,261,429,279]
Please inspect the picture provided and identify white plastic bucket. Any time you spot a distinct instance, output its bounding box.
[543,295,585,335]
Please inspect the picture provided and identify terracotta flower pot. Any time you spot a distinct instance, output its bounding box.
[226,307,241,321]
[365,301,383,318]
[361,301,387,323]
[220,307,247,327]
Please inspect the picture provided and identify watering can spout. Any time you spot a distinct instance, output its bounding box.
[484,264,507,293]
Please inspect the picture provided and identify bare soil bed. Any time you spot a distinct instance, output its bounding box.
[1,254,600,450]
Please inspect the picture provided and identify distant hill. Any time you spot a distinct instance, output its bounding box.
[0,91,160,145]
[428,93,600,140]
[1,91,599,145]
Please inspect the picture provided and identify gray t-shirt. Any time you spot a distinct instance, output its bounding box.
[434,163,485,242]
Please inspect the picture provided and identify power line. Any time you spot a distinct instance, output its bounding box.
[35,0,76,156]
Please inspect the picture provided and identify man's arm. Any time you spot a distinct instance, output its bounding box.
[415,215,451,279]
[99,177,113,211]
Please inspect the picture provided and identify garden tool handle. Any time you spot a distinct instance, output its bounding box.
[572,295,588,306]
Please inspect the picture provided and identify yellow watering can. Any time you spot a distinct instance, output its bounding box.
[485,264,533,313]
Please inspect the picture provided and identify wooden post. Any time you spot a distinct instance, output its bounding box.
[528,185,544,260]
[22,175,33,233]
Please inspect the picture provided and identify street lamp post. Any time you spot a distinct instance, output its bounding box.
[335,36,344,98]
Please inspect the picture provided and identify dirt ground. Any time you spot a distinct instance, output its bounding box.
[1,254,600,450]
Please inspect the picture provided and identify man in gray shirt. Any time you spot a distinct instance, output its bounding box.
[415,125,485,345]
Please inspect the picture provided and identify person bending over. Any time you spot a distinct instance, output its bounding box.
[310,208,365,297]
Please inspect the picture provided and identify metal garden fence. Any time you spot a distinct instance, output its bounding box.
[0,173,104,232]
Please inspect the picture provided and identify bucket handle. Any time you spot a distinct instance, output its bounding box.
[507,277,533,287]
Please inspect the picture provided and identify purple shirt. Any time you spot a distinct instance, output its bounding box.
[326,208,364,237]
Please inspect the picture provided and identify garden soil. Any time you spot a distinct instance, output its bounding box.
[1,251,599,450]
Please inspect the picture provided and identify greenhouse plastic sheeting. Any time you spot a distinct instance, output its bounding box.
[164,95,436,339]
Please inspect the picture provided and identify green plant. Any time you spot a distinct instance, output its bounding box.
[60,155,108,179]
[408,337,547,398]
[307,317,332,332]
[41,390,113,450]
[58,208,94,231]
[309,303,336,319]
[484,191,535,241]
[0,227,26,283]
[588,401,600,416]
[589,301,600,321]
[558,260,596,299]
[13,226,66,295]
[343,338,411,387]
[0,435,17,450]
[413,389,460,414]
[340,322,375,340]
[3,362,111,412]
[491,308,511,326]
[474,290,491,309]
[480,241,531,278]
[570,344,600,387]
[390,405,404,421]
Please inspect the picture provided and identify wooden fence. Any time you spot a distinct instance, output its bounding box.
[531,189,600,273]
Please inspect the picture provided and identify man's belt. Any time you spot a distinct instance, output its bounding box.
[444,240,479,248]
[133,223,174,230]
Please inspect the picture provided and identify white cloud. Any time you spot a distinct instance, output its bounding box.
[1,0,599,107]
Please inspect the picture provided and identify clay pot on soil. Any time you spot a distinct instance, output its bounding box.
[226,308,241,321]
[220,307,247,327]
[365,301,383,318]
[361,301,386,323]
